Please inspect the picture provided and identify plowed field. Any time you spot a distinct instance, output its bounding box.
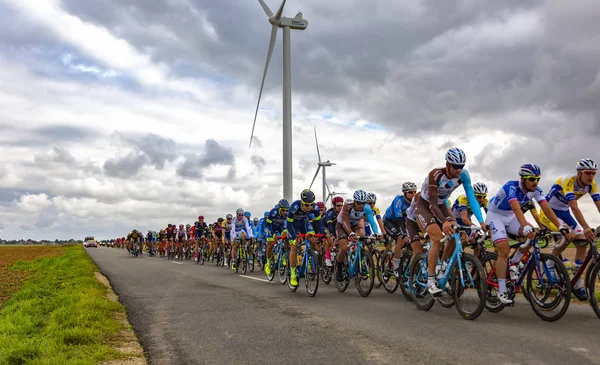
[0,245,66,305]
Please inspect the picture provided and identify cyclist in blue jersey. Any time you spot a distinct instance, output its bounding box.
[287,190,324,287]
[383,182,417,272]
[486,164,573,304]
[414,148,487,295]
[264,199,290,276]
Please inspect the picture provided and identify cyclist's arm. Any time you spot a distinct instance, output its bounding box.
[539,200,564,229]
[460,170,485,224]
[460,210,474,226]
[529,206,545,228]
[364,204,379,235]
[427,169,449,223]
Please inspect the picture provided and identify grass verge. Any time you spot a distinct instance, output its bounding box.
[0,245,137,365]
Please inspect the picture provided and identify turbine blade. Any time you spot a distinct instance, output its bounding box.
[274,0,286,20]
[314,126,322,162]
[250,25,278,148]
[309,166,321,190]
[325,181,332,195]
[258,0,273,17]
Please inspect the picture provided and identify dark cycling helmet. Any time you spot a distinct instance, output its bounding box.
[278,199,290,209]
[300,189,316,204]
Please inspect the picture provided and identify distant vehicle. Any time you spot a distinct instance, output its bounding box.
[84,236,97,248]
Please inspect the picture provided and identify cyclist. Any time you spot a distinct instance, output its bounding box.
[223,214,233,267]
[414,147,487,295]
[541,158,600,299]
[335,189,378,282]
[486,164,573,304]
[323,196,344,267]
[287,190,324,287]
[382,182,417,273]
[365,193,386,237]
[230,208,253,271]
[264,199,290,276]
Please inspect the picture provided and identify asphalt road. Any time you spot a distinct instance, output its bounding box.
[87,247,600,365]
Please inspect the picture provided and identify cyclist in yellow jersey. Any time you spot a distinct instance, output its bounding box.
[539,158,600,299]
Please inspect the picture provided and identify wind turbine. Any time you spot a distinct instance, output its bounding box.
[326,190,347,203]
[309,126,336,203]
[249,0,309,202]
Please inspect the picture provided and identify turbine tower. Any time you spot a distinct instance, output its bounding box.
[309,126,336,203]
[249,0,309,202]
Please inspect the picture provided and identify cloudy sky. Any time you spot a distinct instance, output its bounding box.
[1,0,599,240]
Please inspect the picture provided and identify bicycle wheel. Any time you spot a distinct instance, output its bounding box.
[200,249,206,265]
[587,262,600,319]
[320,252,332,285]
[481,252,504,313]
[398,252,413,301]
[248,249,255,273]
[355,249,375,297]
[409,253,435,311]
[335,262,350,293]
[526,253,571,322]
[451,253,486,320]
[372,249,383,289]
[278,249,288,285]
[305,250,319,297]
[381,250,398,294]
[241,248,248,275]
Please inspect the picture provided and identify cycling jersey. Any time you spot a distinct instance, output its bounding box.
[520,200,539,215]
[264,208,287,239]
[487,181,546,216]
[337,201,366,236]
[545,174,600,211]
[420,167,484,224]
[383,195,411,221]
[324,207,338,236]
[451,194,488,226]
[230,216,253,240]
[286,200,323,244]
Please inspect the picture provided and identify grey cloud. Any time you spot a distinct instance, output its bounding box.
[250,155,265,170]
[251,136,262,148]
[177,139,236,178]
[0,188,54,204]
[36,125,95,141]
[19,224,34,231]
[103,132,178,177]
[103,151,149,178]
[34,147,76,164]
[131,133,177,169]
[0,223,5,230]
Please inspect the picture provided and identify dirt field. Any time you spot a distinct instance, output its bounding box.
[0,245,67,305]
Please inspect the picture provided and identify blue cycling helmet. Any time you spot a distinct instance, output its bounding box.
[445,148,467,165]
[278,199,290,209]
[519,164,541,177]
[264,211,269,218]
[244,211,251,218]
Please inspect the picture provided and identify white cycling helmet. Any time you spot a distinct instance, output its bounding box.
[445,148,467,165]
[577,158,598,171]
[368,192,377,202]
[353,189,369,203]
[402,181,417,192]
[235,208,244,215]
[473,182,488,195]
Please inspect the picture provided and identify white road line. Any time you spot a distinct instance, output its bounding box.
[171,261,183,265]
[241,275,272,283]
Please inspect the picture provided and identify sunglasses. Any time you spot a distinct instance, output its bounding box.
[355,202,365,206]
[523,176,540,183]
[335,204,343,208]
[406,191,416,195]
[302,203,313,207]
[582,170,596,176]
[450,163,464,170]
[475,194,487,199]
[280,209,288,212]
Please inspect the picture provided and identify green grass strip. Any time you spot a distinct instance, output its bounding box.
[0,246,129,365]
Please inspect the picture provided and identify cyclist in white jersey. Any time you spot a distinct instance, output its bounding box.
[230,208,254,271]
[486,164,572,304]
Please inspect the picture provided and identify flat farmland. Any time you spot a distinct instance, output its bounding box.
[0,245,66,305]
